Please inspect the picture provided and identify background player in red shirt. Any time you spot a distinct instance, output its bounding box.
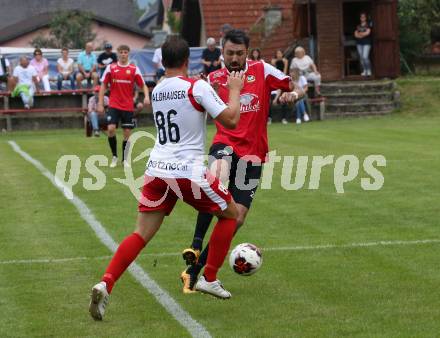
[98,45,150,168]
[181,29,301,292]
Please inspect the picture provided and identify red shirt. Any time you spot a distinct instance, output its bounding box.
[102,62,144,112]
[208,60,290,162]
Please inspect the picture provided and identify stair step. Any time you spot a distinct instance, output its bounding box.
[321,81,395,94]
[325,92,393,104]
[325,110,393,118]
[326,102,396,113]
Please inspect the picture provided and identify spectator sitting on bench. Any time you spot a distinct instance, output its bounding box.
[12,56,39,109]
[0,53,15,91]
[97,42,117,78]
[76,42,98,89]
[88,85,109,137]
[290,46,321,96]
[30,48,51,92]
[290,68,310,124]
[57,47,75,90]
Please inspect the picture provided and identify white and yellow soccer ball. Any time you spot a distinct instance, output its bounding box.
[229,243,263,276]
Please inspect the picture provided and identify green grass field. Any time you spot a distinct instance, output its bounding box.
[1,79,440,337]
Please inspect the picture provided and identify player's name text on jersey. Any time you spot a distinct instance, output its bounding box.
[152,90,186,102]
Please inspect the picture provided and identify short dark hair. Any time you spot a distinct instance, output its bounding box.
[161,36,190,69]
[222,29,250,49]
[34,48,42,55]
[117,45,130,52]
[62,47,68,52]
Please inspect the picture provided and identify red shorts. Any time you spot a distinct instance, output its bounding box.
[138,171,232,215]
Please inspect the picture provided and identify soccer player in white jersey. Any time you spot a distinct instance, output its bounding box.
[89,36,245,320]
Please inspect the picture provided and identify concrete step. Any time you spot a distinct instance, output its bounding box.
[325,102,396,114]
[321,80,395,95]
[324,92,393,104]
[324,110,393,119]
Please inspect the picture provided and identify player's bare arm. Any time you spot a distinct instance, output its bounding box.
[142,84,150,106]
[214,70,245,129]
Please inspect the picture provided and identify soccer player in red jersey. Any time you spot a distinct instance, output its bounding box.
[181,30,301,292]
[89,36,245,320]
[98,45,150,168]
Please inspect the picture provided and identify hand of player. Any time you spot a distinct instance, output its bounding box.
[227,71,245,92]
[143,96,150,106]
[279,91,299,103]
[97,102,104,114]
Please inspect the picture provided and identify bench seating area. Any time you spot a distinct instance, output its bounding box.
[0,78,325,131]
[0,89,91,131]
[0,77,157,131]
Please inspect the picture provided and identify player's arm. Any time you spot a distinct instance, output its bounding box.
[135,67,150,106]
[142,84,150,106]
[214,71,244,129]
[263,61,298,102]
[97,84,107,113]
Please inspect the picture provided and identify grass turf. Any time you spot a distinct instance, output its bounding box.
[0,78,439,337]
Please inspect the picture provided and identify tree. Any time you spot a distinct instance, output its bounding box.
[398,0,440,71]
[167,11,182,34]
[31,11,96,49]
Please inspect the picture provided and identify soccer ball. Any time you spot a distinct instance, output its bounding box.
[229,243,263,276]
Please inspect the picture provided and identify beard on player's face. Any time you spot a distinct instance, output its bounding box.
[225,60,245,72]
[223,42,247,72]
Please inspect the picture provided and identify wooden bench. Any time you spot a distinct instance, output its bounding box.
[0,89,92,131]
[308,96,326,120]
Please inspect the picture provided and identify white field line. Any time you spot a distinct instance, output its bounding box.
[7,141,211,338]
[2,238,440,265]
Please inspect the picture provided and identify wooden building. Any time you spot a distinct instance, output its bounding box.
[292,0,400,80]
[177,0,400,81]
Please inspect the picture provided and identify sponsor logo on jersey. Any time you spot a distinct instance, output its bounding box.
[247,75,255,83]
[212,70,225,79]
[147,159,189,172]
[239,93,260,113]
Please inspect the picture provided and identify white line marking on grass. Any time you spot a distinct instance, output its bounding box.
[0,256,111,265]
[3,239,440,265]
[8,141,211,338]
[263,239,440,252]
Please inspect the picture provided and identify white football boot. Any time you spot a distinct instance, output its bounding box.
[89,281,109,321]
[304,113,310,122]
[110,156,118,168]
[195,276,231,299]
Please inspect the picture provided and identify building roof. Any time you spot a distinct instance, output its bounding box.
[0,0,140,31]
[0,11,152,45]
[138,0,163,31]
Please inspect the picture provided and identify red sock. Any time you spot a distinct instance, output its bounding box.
[102,232,146,293]
[204,218,236,282]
